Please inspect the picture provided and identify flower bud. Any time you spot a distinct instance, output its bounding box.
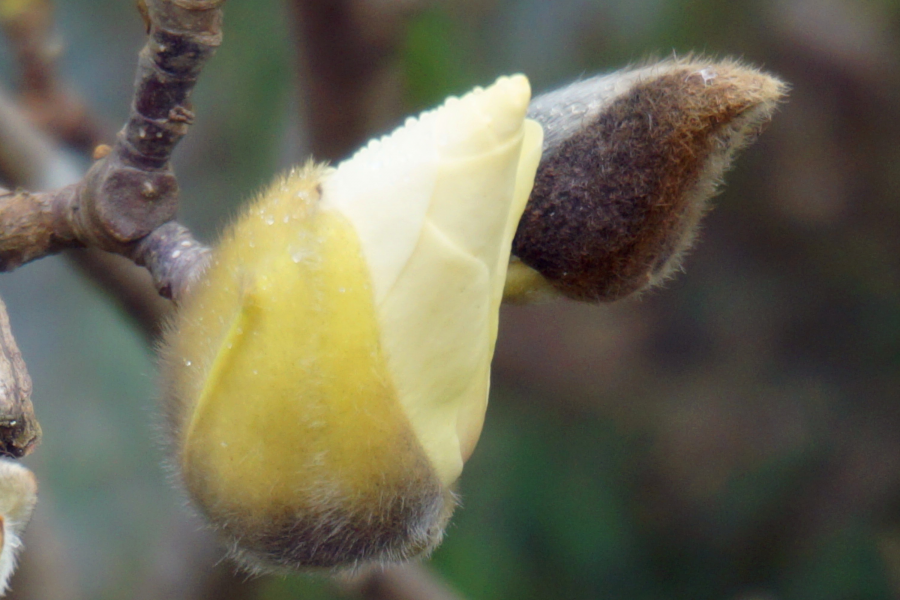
[0,458,37,594]
[161,75,542,570]
[508,58,786,302]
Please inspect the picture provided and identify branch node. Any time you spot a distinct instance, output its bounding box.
[77,155,178,246]
[131,221,211,301]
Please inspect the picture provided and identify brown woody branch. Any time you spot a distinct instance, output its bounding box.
[0,82,171,344]
[0,0,222,301]
[0,0,227,480]
[0,295,39,458]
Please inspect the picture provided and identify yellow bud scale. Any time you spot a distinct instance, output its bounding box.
[161,75,542,570]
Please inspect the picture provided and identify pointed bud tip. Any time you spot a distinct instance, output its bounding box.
[433,74,531,157]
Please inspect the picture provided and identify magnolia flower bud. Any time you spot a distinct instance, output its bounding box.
[508,58,787,302]
[161,75,542,570]
[0,458,37,594]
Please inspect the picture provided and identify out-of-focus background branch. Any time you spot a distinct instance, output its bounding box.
[1,0,899,599]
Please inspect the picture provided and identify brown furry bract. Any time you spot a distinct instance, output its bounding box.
[515,59,786,301]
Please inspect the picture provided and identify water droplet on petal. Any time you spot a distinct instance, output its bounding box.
[291,248,312,263]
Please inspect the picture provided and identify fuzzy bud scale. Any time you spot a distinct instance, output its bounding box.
[161,75,542,570]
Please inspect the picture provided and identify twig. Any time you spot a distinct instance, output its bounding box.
[0,0,222,301]
[0,295,39,458]
[0,0,173,341]
[0,84,170,343]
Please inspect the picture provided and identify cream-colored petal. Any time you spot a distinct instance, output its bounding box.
[322,121,439,304]
[378,221,490,485]
[458,120,544,460]
[357,77,543,487]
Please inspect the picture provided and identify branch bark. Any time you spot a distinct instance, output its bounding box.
[0,0,223,302]
[0,295,39,458]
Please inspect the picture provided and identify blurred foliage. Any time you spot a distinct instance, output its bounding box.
[1,0,900,599]
[402,8,478,110]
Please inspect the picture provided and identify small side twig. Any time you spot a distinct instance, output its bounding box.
[0,0,222,302]
[0,81,170,341]
[0,296,39,458]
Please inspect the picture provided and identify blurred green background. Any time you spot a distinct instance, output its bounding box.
[2,0,900,599]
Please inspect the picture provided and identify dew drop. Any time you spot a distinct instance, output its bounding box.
[291,248,312,263]
[569,102,587,115]
[697,68,718,85]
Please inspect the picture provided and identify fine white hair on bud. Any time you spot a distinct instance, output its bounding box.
[507,57,787,303]
[0,459,37,595]
[160,75,542,571]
